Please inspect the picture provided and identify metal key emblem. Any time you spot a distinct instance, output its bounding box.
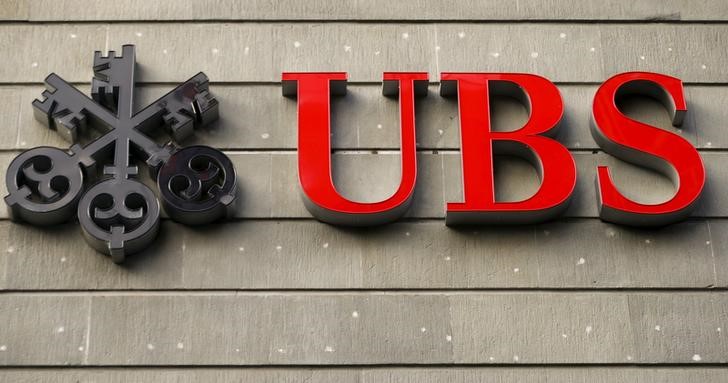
[4,45,237,263]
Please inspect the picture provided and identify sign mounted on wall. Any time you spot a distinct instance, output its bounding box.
[283,71,705,227]
[4,45,237,262]
[3,45,707,261]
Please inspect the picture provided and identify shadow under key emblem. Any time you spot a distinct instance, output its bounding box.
[4,45,237,263]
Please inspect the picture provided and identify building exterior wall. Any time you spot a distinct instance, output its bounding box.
[1,1,728,381]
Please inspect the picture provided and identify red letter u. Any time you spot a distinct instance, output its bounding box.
[282,72,428,225]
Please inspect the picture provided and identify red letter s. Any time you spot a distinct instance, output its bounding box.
[591,72,705,225]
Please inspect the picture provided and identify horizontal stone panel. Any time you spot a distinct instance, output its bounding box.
[0,24,727,82]
[2,367,728,383]
[0,219,721,290]
[12,0,728,21]
[0,292,726,365]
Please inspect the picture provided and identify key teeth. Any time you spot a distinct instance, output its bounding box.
[33,76,72,129]
[193,91,219,127]
[92,64,111,82]
[192,73,211,92]
[54,111,86,143]
[32,98,55,128]
[91,46,135,94]
[93,52,113,81]
[163,110,195,142]
[94,49,117,61]
[91,78,109,95]
[91,78,118,112]
[33,83,89,139]
[161,90,219,142]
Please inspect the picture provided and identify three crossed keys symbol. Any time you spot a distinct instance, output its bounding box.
[4,45,237,263]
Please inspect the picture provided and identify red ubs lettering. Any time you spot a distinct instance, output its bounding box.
[282,71,705,227]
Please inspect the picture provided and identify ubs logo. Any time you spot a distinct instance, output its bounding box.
[4,44,707,263]
[4,45,237,263]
